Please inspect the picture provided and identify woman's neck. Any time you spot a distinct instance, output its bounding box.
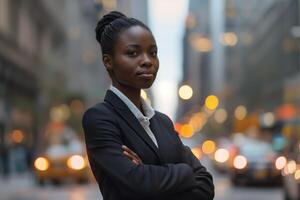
[112,84,141,110]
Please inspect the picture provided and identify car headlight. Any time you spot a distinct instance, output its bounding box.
[67,155,85,170]
[233,155,247,169]
[34,157,49,171]
[275,156,287,170]
[214,148,230,163]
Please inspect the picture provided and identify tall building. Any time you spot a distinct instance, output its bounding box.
[63,0,110,106]
[177,0,214,119]
[0,0,66,148]
[178,0,300,134]
[224,0,300,119]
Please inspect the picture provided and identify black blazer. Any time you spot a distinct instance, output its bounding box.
[82,90,214,200]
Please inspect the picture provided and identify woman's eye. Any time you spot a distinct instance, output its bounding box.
[126,51,138,57]
[150,51,157,57]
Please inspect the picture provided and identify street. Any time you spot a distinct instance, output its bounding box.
[0,159,283,200]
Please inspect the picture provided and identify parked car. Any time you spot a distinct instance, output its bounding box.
[229,137,282,185]
[212,137,236,173]
[33,124,91,185]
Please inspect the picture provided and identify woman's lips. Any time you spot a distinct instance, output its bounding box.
[137,73,154,79]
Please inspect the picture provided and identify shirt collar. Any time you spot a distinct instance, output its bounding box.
[109,85,155,121]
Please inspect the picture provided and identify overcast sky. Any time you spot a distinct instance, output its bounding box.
[148,0,189,120]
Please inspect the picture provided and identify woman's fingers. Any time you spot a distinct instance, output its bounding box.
[122,145,139,157]
[123,151,141,165]
[122,145,143,164]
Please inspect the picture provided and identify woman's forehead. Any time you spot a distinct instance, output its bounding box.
[116,26,156,46]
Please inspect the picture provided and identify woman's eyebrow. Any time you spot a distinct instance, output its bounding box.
[125,44,157,48]
[125,44,140,48]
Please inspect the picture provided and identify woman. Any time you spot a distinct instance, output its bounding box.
[82,11,214,200]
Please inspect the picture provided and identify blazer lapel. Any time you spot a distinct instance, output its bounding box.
[104,90,160,160]
[149,115,170,163]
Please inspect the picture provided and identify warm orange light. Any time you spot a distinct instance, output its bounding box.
[34,157,49,171]
[188,113,206,132]
[202,140,216,154]
[191,147,202,159]
[180,124,194,138]
[221,32,238,46]
[275,156,287,170]
[174,123,182,134]
[67,155,85,170]
[295,170,300,180]
[284,160,297,174]
[214,148,230,163]
[233,155,247,169]
[11,130,24,143]
[205,95,219,110]
[276,104,298,120]
[234,105,247,120]
[189,33,213,52]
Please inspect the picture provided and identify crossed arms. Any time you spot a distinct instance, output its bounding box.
[82,107,214,200]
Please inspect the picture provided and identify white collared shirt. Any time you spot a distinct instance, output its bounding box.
[109,85,158,147]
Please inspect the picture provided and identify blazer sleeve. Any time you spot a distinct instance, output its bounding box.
[160,114,215,200]
[82,107,198,199]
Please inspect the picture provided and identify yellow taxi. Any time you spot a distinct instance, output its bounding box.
[33,124,92,185]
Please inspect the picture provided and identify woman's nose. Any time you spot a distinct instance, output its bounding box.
[141,54,152,67]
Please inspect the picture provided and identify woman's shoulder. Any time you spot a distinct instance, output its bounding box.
[154,111,174,127]
[82,101,115,124]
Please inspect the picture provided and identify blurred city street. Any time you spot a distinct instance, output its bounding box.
[1,0,300,199]
[0,173,102,200]
[0,158,284,200]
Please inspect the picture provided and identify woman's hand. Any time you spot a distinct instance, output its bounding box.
[122,145,143,165]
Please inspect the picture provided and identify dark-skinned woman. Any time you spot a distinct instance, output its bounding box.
[82,11,214,200]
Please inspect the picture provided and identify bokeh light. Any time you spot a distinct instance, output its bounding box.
[233,155,247,169]
[11,130,24,143]
[262,112,275,127]
[295,170,300,180]
[221,32,238,46]
[214,148,230,163]
[67,155,86,170]
[34,157,49,171]
[234,105,247,120]
[189,33,213,52]
[214,108,228,124]
[275,156,287,170]
[283,160,297,175]
[202,140,216,154]
[178,85,193,100]
[205,95,219,110]
[180,124,194,138]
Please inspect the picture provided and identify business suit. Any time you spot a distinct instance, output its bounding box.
[82,90,214,200]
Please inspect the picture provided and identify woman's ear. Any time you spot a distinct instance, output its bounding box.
[102,54,113,71]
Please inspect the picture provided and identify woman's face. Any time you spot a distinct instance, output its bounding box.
[106,25,159,89]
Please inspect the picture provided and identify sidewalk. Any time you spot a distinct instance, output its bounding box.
[0,172,34,200]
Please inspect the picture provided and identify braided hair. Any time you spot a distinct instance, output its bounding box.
[95,11,151,55]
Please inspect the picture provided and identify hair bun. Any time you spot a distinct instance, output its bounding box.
[95,11,127,43]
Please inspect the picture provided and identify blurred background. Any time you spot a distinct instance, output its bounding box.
[0,0,300,199]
